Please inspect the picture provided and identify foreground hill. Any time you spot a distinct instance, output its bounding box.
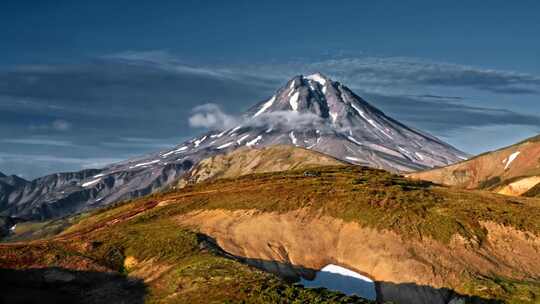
[0,73,466,221]
[408,135,540,197]
[2,166,539,303]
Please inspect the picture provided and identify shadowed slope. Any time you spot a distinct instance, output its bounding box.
[0,268,147,304]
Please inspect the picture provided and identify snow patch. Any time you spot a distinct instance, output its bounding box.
[321,264,372,282]
[194,136,207,147]
[82,178,101,187]
[345,156,362,162]
[366,144,403,158]
[228,126,241,135]
[162,146,188,157]
[253,96,275,117]
[289,131,298,145]
[246,135,262,147]
[330,112,338,123]
[289,91,300,111]
[306,73,327,86]
[353,106,393,139]
[9,224,16,232]
[289,80,295,90]
[130,159,160,169]
[350,102,364,117]
[287,80,296,97]
[217,142,235,150]
[398,147,412,156]
[215,131,227,138]
[92,173,105,178]
[504,151,521,170]
[236,134,250,145]
[347,136,362,146]
[300,264,376,299]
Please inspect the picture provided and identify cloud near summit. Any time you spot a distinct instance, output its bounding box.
[188,103,326,132]
[188,103,239,130]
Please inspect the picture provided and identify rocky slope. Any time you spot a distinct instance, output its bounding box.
[2,166,538,303]
[0,73,466,221]
[408,134,540,197]
[234,73,467,172]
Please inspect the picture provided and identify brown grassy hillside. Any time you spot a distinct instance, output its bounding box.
[177,145,345,187]
[1,165,540,303]
[408,134,540,197]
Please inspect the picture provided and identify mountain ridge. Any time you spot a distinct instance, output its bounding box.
[408,134,540,196]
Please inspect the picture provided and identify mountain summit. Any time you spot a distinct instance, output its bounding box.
[188,73,467,172]
[0,74,467,220]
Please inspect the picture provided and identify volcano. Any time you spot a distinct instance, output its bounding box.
[0,73,467,220]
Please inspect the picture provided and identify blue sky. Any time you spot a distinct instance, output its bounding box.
[1,1,540,178]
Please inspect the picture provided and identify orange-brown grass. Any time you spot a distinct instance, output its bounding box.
[131,165,540,244]
[3,165,540,303]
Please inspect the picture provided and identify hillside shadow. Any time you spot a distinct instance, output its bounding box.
[299,268,377,300]
[198,232,500,304]
[376,281,502,304]
[0,267,147,304]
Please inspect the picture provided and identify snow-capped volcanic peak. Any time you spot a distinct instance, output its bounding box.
[305,72,328,86]
[0,73,468,221]
[250,73,386,131]
[252,74,337,117]
[169,73,469,173]
[123,73,467,175]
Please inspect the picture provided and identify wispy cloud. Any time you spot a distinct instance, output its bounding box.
[0,152,124,179]
[366,93,540,132]
[100,137,183,149]
[85,51,540,97]
[102,50,241,80]
[311,57,540,95]
[29,119,72,131]
[233,56,540,96]
[187,104,332,132]
[1,138,74,146]
[404,94,464,101]
[188,103,240,130]
[247,111,327,130]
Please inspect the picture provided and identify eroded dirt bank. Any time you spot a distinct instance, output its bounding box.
[177,209,540,304]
